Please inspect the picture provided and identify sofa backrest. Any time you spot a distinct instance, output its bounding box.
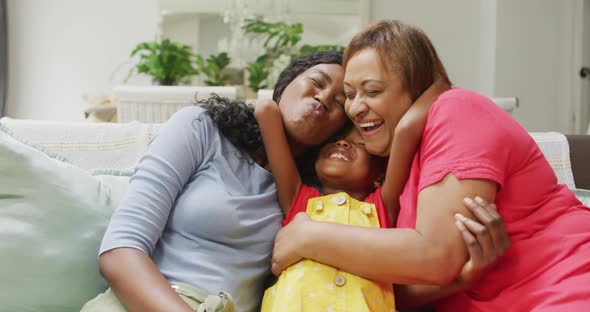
[0,117,581,189]
[566,135,590,189]
[0,117,162,171]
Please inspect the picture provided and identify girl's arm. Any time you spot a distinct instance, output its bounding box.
[254,100,302,215]
[381,80,450,223]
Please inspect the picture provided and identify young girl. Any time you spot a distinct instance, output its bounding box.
[253,83,438,311]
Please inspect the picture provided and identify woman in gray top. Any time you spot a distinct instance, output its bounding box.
[87,51,507,312]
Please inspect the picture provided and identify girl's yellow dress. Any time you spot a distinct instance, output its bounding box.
[261,191,395,311]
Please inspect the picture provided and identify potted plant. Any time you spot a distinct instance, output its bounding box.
[126,38,198,86]
[195,52,233,86]
[242,18,344,92]
[242,18,302,92]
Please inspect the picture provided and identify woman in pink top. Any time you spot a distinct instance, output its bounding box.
[272,20,590,311]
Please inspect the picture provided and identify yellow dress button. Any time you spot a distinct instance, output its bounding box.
[362,205,372,215]
[331,196,346,205]
[334,274,346,287]
[315,201,324,212]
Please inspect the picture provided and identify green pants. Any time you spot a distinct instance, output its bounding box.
[80,282,234,312]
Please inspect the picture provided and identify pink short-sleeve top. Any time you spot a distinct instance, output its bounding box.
[397,88,590,311]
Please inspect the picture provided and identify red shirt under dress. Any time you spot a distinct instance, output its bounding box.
[283,184,392,228]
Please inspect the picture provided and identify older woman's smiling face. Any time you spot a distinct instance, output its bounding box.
[278,63,348,149]
[344,48,413,157]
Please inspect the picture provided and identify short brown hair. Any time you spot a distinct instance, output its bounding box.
[344,20,451,101]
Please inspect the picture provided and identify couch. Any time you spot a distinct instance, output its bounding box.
[565,135,590,189]
[0,116,588,312]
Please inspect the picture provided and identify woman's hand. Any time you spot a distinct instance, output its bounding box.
[392,197,510,308]
[271,212,313,276]
[453,196,511,289]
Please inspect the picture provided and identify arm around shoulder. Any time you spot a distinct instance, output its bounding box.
[381,80,449,222]
[254,100,302,214]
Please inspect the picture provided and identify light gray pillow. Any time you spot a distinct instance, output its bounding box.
[0,128,130,312]
[573,188,590,207]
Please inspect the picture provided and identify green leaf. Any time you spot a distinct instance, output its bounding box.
[194,52,233,86]
[246,61,269,91]
[127,38,199,85]
[243,18,302,51]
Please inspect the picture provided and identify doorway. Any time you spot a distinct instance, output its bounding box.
[574,0,590,134]
[582,0,590,134]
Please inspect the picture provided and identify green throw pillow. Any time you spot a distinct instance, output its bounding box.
[0,128,130,312]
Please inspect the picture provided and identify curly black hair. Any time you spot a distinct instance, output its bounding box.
[198,95,265,163]
[199,51,344,165]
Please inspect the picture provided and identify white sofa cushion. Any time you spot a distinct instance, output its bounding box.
[573,188,590,207]
[0,117,576,188]
[0,117,162,171]
[529,132,576,189]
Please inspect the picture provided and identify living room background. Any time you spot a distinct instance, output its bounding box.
[4,0,590,134]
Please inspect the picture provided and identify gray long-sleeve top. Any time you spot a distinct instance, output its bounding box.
[99,106,283,312]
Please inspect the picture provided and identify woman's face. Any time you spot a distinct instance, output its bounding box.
[278,63,347,149]
[344,48,413,157]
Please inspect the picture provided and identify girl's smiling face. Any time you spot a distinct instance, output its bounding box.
[315,127,384,194]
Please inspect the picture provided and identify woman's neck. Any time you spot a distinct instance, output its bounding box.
[287,137,306,159]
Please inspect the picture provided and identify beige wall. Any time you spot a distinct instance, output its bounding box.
[6,0,158,121]
[371,0,496,97]
[494,0,572,133]
[370,0,581,133]
[6,0,585,133]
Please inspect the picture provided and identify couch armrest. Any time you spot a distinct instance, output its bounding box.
[566,135,590,189]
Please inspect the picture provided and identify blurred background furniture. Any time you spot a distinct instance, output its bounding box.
[113,85,237,123]
[257,89,273,102]
[1,117,585,187]
[491,97,519,114]
[567,134,590,189]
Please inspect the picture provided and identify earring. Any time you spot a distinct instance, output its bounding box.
[373,180,382,189]
[373,174,385,189]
